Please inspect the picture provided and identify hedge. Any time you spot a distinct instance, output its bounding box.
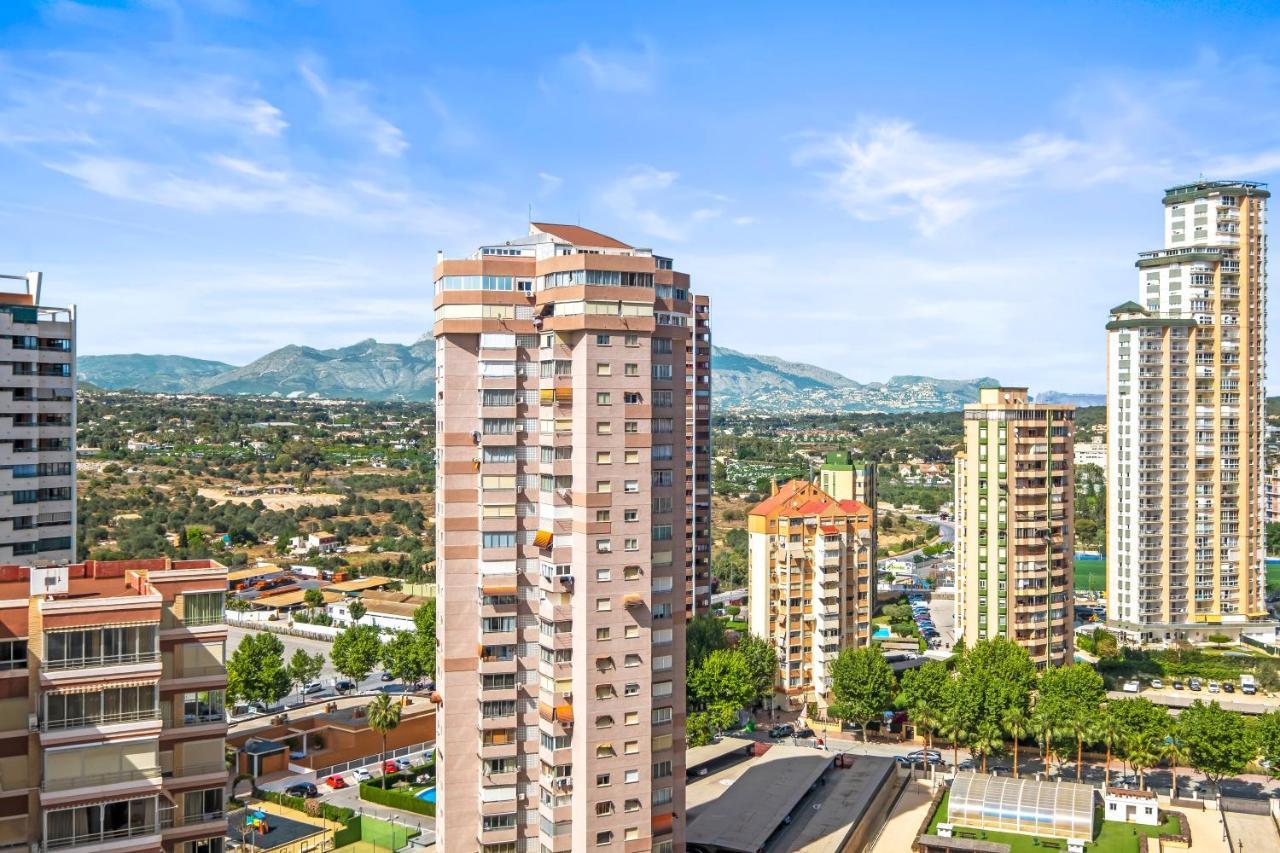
[359,780,435,817]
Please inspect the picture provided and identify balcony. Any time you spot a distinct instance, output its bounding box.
[43,649,160,672]
[43,706,162,733]
[42,766,161,793]
[45,823,160,851]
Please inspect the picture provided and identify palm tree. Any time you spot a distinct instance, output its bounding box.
[911,704,940,756]
[367,693,402,780]
[1068,712,1093,783]
[1097,711,1123,788]
[1163,736,1190,799]
[1030,706,1059,776]
[1127,733,1160,792]
[1001,706,1031,779]
[971,721,1004,773]
[937,705,967,770]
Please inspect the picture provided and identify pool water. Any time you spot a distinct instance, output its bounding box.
[416,787,436,803]
[872,626,891,639]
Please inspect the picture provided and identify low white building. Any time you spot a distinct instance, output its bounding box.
[1074,437,1107,468]
[1103,788,1159,826]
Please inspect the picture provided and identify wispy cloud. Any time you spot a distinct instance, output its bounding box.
[565,42,656,94]
[538,172,563,194]
[600,166,723,242]
[298,57,407,157]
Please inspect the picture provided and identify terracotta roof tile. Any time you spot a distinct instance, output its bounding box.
[531,222,631,249]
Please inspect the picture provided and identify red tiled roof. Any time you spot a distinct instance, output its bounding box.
[748,480,808,517]
[793,499,831,516]
[839,499,870,514]
[531,222,631,249]
[820,525,840,535]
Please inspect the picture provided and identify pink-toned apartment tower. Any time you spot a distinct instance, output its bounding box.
[685,295,713,617]
[433,223,703,853]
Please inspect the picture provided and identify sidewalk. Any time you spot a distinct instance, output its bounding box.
[868,779,940,853]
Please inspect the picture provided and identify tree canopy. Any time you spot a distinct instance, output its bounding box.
[331,623,382,683]
[829,646,896,741]
[227,632,291,705]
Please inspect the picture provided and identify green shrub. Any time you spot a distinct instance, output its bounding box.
[359,780,435,816]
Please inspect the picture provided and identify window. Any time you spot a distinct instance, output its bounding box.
[595,569,611,583]
[653,786,673,806]
[595,510,611,523]
[596,597,612,612]
[183,788,224,823]
[625,711,639,725]
[596,421,612,435]
[652,525,672,541]
[653,655,672,671]
[182,689,224,724]
[624,363,638,377]
[651,337,673,354]
[596,627,611,640]
[596,451,612,464]
[596,392,611,405]
[597,744,616,758]
[624,683,640,697]
[596,480,612,493]
[596,334,611,346]
[183,591,224,627]
[652,469,673,486]
[624,538,639,552]
[652,363,673,380]
[624,509,639,523]
[653,709,673,727]
[596,715,614,728]
[596,363,612,376]
[0,639,26,671]
[652,681,673,697]
[624,565,642,580]
[596,539,612,554]
[625,798,641,812]
[483,532,516,548]
[625,334,639,346]
[596,802,614,817]
[623,392,642,403]
[596,831,613,846]
[625,769,639,783]
[653,390,673,407]
[596,773,610,787]
[625,451,639,464]
[624,653,641,668]
[625,624,639,639]
[596,685,615,700]
[624,480,639,494]
[624,741,639,755]
[624,421,639,433]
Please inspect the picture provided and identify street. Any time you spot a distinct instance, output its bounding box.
[226,625,394,713]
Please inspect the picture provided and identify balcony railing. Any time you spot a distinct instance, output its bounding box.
[42,766,161,792]
[43,707,161,731]
[46,823,159,850]
[43,650,159,672]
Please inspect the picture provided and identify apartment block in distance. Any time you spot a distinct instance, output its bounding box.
[1107,181,1272,643]
[0,558,228,853]
[685,294,713,617]
[1266,465,1280,524]
[0,272,75,564]
[747,479,875,711]
[433,223,702,852]
[954,388,1075,668]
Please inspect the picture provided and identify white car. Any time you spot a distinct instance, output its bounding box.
[1150,679,1164,690]
[1122,680,1140,693]
[351,768,372,782]
[1208,681,1221,693]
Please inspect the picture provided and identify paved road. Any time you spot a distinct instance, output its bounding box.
[227,625,389,707]
[711,588,746,605]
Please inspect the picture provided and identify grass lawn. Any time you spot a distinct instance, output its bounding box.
[1268,561,1280,595]
[725,619,748,632]
[1075,558,1106,592]
[927,790,1180,853]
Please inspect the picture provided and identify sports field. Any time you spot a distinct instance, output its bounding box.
[1074,557,1105,592]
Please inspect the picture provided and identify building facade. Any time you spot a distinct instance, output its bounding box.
[747,480,875,711]
[685,293,713,617]
[0,558,227,853]
[0,272,75,565]
[954,388,1075,668]
[1265,465,1280,525]
[1107,181,1270,643]
[433,223,700,852]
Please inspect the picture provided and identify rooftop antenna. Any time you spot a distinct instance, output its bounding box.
[527,203,532,224]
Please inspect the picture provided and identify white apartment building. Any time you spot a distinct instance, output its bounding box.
[1107,181,1271,643]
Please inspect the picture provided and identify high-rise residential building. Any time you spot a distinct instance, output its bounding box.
[0,557,228,853]
[433,223,702,853]
[953,387,1075,668]
[1265,465,1280,525]
[1107,180,1271,644]
[0,272,75,565]
[684,294,712,617]
[747,479,875,712]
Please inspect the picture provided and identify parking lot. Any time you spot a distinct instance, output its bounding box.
[905,590,957,651]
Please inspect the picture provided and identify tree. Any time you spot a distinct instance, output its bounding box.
[970,720,1004,773]
[1178,700,1256,794]
[898,661,949,753]
[287,649,325,698]
[366,692,402,774]
[829,647,895,742]
[413,599,437,680]
[227,632,291,706]
[1107,697,1170,781]
[1097,709,1124,788]
[1001,705,1031,779]
[303,588,325,618]
[954,638,1035,744]
[735,634,779,707]
[937,696,969,769]
[348,599,367,624]
[1126,731,1162,791]
[331,624,382,684]
[688,649,756,718]
[1163,734,1191,798]
[381,630,431,692]
[1255,710,1280,778]
[687,615,729,669]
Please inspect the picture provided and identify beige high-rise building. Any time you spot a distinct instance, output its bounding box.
[433,223,701,853]
[954,388,1075,668]
[747,479,875,711]
[0,273,75,564]
[1107,180,1271,643]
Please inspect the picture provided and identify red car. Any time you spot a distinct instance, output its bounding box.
[324,775,347,789]
[384,760,400,774]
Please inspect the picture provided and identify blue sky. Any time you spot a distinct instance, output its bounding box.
[3,1,1280,393]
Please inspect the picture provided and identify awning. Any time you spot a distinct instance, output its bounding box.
[47,679,158,694]
[532,530,553,548]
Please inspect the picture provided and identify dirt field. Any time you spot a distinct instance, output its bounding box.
[197,487,344,510]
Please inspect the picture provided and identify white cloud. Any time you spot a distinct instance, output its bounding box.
[599,167,738,242]
[298,58,407,157]
[538,172,563,194]
[566,43,655,94]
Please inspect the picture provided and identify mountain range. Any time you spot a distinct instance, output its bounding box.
[78,340,1086,413]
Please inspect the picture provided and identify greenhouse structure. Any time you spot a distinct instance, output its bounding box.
[947,772,1095,841]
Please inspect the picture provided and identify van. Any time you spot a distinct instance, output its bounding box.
[1241,674,1257,695]
[1122,680,1140,693]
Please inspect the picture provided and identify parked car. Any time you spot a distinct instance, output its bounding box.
[907,749,943,762]
[1208,680,1221,694]
[302,681,325,695]
[769,724,795,739]
[285,783,318,798]
[384,760,401,774]
[380,671,395,681]
[395,757,413,769]
[1150,678,1164,689]
[1122,680,1140,693]
[1223,681,1235,693]
[1189,678,1202,691]
[351,768,372,782]
[794,727,815,739]
[324,775,347,789]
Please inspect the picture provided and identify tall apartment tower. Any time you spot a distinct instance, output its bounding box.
[954,388,1075,668]
[747,479,875,711]
[0,273,75,564]
[1107,180,1270,643]
[685,294,712,617]
[433,223,700,853]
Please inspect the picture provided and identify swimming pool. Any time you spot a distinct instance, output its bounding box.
[416,787,436,803]
[872,626,891,639]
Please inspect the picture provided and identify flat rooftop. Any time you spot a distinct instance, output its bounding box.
[686,744,833,853]
[0,558,226,601]
[325,575,394,593]
[768,755,896,852]
[687,736,755,772]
